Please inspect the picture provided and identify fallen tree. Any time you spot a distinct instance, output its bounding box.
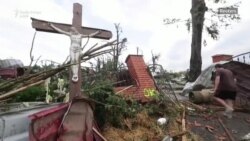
[0,40,118,101]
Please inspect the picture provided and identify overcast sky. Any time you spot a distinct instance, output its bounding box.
[0,0,249,71]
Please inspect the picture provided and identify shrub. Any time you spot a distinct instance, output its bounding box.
[12,86,46,102]
[86,80,139,128]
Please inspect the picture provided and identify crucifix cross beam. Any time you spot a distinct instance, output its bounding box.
[31,3,112,100]
[31,17,112,40]
[31,4,112,40]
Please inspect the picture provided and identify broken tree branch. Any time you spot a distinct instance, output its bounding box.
[218,118,235,141]
[84,43,98,54]
[170,131,188,138]
[82,40,116,57]
[0,64,67,94]
[25,31,37,76]
[81,36,90,51]
[209,106,250,113]
[115,85,134,94]
[93,127,107,141]
[80,31,100,52]
[0,39,116,100]
[182,109,187,141]
[182,101,206,112]
[63,56,70,65]
[0,80,44,100]
[34,55,42,66]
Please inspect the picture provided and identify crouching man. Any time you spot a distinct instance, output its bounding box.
[213,64,237,119]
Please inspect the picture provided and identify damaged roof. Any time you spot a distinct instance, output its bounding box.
[0,59,24,68]
[223,61,250,105]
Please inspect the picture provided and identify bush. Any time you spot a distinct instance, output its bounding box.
[86,80,139,128]
[12,86,46,102]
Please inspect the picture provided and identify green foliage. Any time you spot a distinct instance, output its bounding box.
[104,94,129,127]
[86,80,139,128]
[144,103,161,116]
[12,86,46,102]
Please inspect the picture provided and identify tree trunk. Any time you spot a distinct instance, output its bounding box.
[189,0,207,82]
[113,24,120,72]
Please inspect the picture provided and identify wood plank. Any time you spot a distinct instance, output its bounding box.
[31,18,112,40]
[72,3,82,29]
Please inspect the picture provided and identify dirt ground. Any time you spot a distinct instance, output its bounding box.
[187,110,250,141]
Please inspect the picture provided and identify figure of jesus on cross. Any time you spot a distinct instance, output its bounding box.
[31,3,112,140]
[31,3,112,100]
[48,23,99,82]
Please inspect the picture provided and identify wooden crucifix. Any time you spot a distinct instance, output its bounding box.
[31,3,112,100]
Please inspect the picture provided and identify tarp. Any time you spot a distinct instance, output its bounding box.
[182,61,228,95]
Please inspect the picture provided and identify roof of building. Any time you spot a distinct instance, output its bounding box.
[0,59,24,68]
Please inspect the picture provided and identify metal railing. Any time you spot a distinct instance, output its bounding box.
[232,51,250,65]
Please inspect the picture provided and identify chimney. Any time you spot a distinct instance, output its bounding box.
[212,54,233,63]
[125,55,156,101]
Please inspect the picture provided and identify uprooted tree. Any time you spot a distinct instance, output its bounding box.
[164,0,241,82]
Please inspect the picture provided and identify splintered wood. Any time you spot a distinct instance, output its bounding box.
[218,118,235,141]
[182,109,187,141]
